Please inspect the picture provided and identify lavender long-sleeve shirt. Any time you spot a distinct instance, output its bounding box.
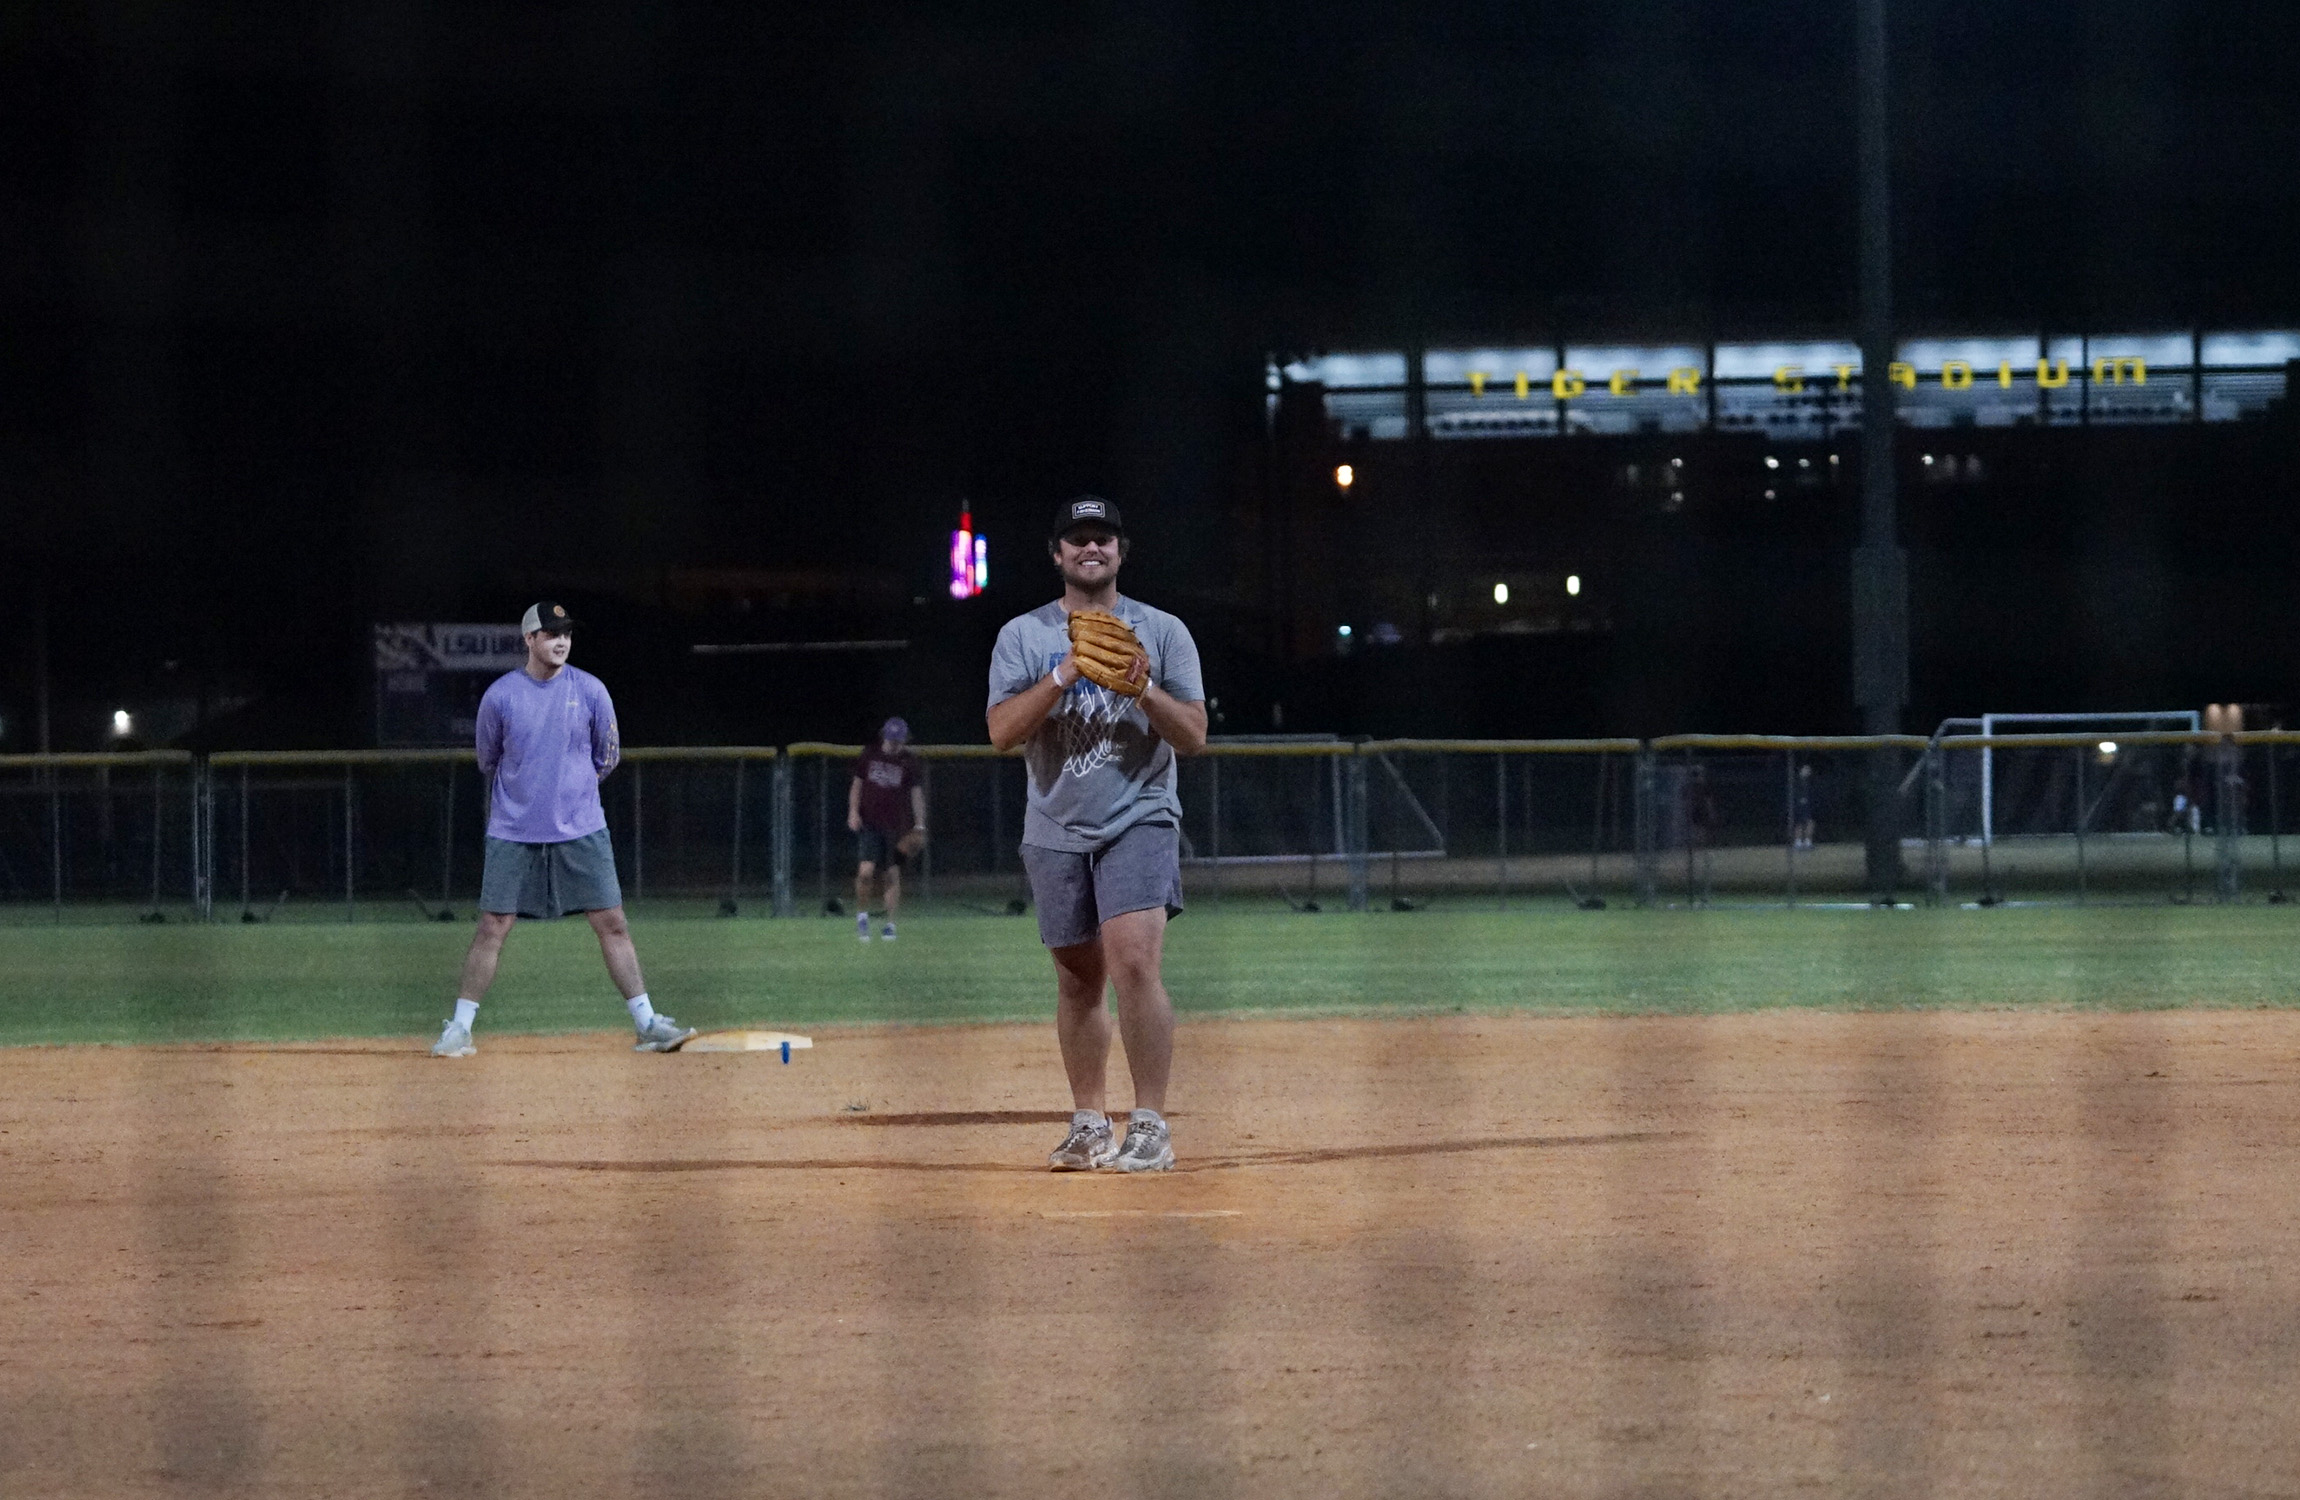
[476,665,621,843]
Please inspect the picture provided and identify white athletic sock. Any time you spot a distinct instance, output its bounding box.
[626,993,656,1029]
[453,998,478,1028]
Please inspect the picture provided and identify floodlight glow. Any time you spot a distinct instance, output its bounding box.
[1566,575,1581,596]
[973,535,988,592]
[112,710,131,735]
[1493,582,1509,604]
[2100,741,2118,756]
[1338,624,1352,637]
[1765,456,1780,469]
[1334,463,1354,489]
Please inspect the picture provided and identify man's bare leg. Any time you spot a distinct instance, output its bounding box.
[883,866,901,922]
[1097,906,1173,1113]
[585,905,646,1000]
[855,861,876,916]
[456,911,517,1001]
[1050,938,1112,1113]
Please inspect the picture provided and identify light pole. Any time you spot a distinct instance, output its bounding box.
[1853,0,1909,897]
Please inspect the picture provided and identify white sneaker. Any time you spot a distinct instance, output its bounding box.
[880,922,897,941]
[1048,1111,1119,1171]
[1112,1110,1174,1173]
[634,1013,697,1052]
[857,912,872,943]
[431,1019,475,1058]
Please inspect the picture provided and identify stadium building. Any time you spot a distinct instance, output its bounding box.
[1255,331,2300,737]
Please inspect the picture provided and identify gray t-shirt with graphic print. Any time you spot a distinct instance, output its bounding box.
[987,596,1205,853]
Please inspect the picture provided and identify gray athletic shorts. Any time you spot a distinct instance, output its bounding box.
[1020,820,1184,949]
[480,828,623,919]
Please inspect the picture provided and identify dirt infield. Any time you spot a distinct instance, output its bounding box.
[5,1011,2299,1498]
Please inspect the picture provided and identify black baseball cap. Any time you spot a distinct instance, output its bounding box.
[1050,495,1125,542]
[521,601,576,634]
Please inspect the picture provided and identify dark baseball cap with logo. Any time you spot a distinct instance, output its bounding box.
[1050,495,1125,542]
[520,601,576,635]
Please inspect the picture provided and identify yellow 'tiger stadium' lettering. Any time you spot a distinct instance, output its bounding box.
[2036,358,2070,388]
[1773,366,1805,392]
[1609,368,1638,395]
[2093,356,2146,385]
[1888,362,1917,389]
[1667,366,1701,394]
[1941,360,1974,390]
[1552,368,1586,399]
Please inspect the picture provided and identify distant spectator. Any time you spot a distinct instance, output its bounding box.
[849,717,926,942]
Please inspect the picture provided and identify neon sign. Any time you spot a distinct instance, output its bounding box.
[949,511,988,599]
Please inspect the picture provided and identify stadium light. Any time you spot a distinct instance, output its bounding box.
[1492,582,1509,604]
[1566,575,1581,596]
[2099,740,2119,757]
[1337,624,1352,637]
[1334,463,1354,489]
[112,709,131,736]
[1765,456,1780,469]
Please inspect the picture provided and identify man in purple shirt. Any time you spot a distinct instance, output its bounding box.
[431,602,695,1056]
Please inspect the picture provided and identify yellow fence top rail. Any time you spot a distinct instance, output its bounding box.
[209,748,475,768]
[0,750,196,769]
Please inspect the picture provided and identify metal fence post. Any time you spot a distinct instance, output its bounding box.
[1924,741,1948,906]
[1495,753,1508,910]
[148,763,164,916]
[2269,744,2287,901]
[2073,746,2088,906]
[194,759,212,921]
[344,765,357,922]
[1633,744,1659,908]
[439,764,457,908]
[771,753,794,918]
[49,764,63,923]
[239,764,251,917]
[1345,746,1369,912]
[724,760,746,916]
[2217,739,2244,903]
[1208,755,1221,907]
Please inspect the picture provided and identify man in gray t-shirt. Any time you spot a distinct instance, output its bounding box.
[987,496,1207,1173]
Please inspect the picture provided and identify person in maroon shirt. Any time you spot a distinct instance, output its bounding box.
[847,717,927,941]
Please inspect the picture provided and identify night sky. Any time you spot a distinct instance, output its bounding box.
[4,2,2298,747]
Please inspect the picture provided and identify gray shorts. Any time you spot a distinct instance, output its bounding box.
[1020,820,1184,949]
[480,828,623,919]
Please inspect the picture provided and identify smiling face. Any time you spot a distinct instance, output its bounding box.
[526,628,572,675]
[1051,526,1125,592]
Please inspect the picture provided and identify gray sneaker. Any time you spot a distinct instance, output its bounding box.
[431,1019,475,1058]
[634,1013,697,1052]
[1112,1110,1173,1173]
[1048,1110,1119,1171]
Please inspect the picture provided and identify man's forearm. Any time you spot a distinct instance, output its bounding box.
[987,670,1070,751]
[1140,685,1209,755]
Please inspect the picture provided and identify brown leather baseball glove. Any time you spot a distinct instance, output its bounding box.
[896,827,927,859]
[1067,608,1147,697]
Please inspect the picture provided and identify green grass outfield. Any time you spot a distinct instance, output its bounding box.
[4,902,2298,1048]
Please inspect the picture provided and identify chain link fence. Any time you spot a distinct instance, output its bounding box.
[6,734,2298,922]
